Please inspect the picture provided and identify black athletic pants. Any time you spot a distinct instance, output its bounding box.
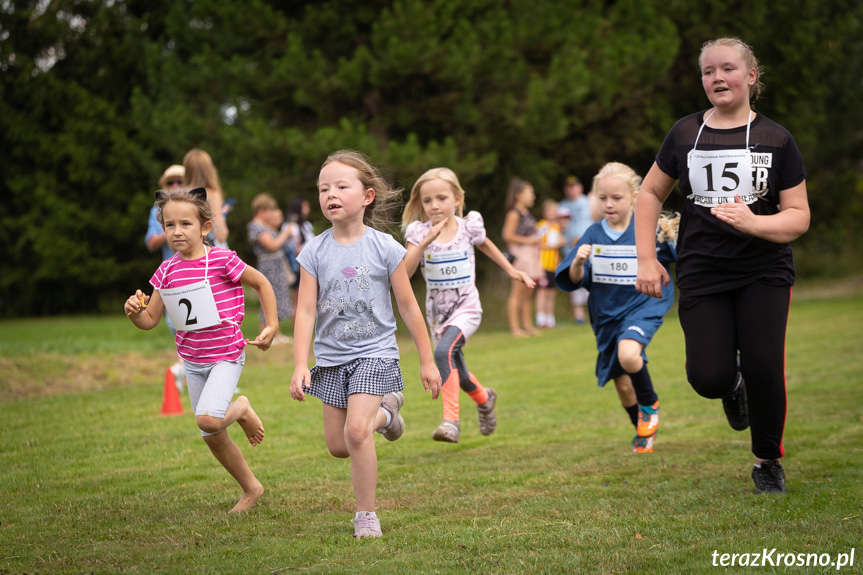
[678,281,791,460]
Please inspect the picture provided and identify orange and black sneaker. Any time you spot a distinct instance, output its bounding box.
[637,400,660,437]
[632,432,657,453]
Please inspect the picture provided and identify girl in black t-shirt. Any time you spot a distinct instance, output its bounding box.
[634,38,810,495]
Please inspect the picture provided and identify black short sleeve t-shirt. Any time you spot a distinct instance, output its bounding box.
[656,111,806,295]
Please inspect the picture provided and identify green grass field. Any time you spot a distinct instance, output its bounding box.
[1,288,861,574]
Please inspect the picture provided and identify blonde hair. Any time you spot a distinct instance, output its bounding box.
[401,167,466,232]
[251,193,278,214]
[154,187,214,245]
[591,162,679,242]
[541,198,559,215]
[320,150,403,230]
[183,148,223,192]
[505,177,532,210]
[590,162,642,197]
[657,211,680,244]
[699,37,763,103]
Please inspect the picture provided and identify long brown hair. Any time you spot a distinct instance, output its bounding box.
[320,150,403,230]
[505,177,532,211]
[183,148,223,192]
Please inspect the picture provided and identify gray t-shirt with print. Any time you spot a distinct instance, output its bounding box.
[297,227,407,366]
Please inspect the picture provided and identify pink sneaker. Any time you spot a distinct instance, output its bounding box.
[378,392,404,441]
[353,512,382,538]
[432,420,460,443]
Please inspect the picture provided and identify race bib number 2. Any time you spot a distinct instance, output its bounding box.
[159,280,221,331]
[590,244,637,285]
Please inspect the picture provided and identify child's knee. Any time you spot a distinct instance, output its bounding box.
[196,414,225,435]
[617,341,644,373]
[613,377,636,404]
[343,421,371,449]
[326,444,350,458]
[618,353,642,374]
[433,344,450,372]
[614,377,634,394]
[686,364,736,399]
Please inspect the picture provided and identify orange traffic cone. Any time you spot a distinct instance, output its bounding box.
[160,367,183,416]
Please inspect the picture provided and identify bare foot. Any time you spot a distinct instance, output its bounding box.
[510,328,528,337]
[228,480,264,514]
[236,396,265,446]
[525,327,542,336]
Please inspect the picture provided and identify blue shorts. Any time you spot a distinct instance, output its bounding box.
[595,318,661,387]
[309,357,404,408]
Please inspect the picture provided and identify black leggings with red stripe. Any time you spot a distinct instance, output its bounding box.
[677,281,791,460]
[434,326,477,393]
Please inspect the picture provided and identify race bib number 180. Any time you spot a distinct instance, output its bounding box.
[590,244,637,285]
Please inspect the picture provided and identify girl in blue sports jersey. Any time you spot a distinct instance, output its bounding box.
[555,162,678,452]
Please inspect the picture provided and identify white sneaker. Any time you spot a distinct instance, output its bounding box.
[353,512,382,538]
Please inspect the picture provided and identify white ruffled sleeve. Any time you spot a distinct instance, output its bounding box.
[405,220,432,246]
[464,211,487,245]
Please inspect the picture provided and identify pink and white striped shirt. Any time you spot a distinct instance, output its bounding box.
[151,247,248,364]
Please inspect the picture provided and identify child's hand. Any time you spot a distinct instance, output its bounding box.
[636,258,671,299]
[420,361,442,400]
[710,194,756,235]
[423,217,449,245]
[290,367,312,401]
[246,325,277,351]
[124,289,149,317]
[574,244,592,265]
[510,270,536,289]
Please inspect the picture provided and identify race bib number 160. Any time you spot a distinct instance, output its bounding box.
[424,249,473,289]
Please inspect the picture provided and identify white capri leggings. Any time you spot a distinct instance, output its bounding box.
[183,352,245,436]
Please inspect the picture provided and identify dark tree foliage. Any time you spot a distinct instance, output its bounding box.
[1,0,861,316]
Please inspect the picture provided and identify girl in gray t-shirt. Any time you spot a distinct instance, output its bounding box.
[290,150,441,539]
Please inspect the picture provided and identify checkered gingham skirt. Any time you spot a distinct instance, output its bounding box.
[309,357,404,408]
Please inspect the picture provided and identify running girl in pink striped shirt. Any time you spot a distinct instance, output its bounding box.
[125,187,279,513]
